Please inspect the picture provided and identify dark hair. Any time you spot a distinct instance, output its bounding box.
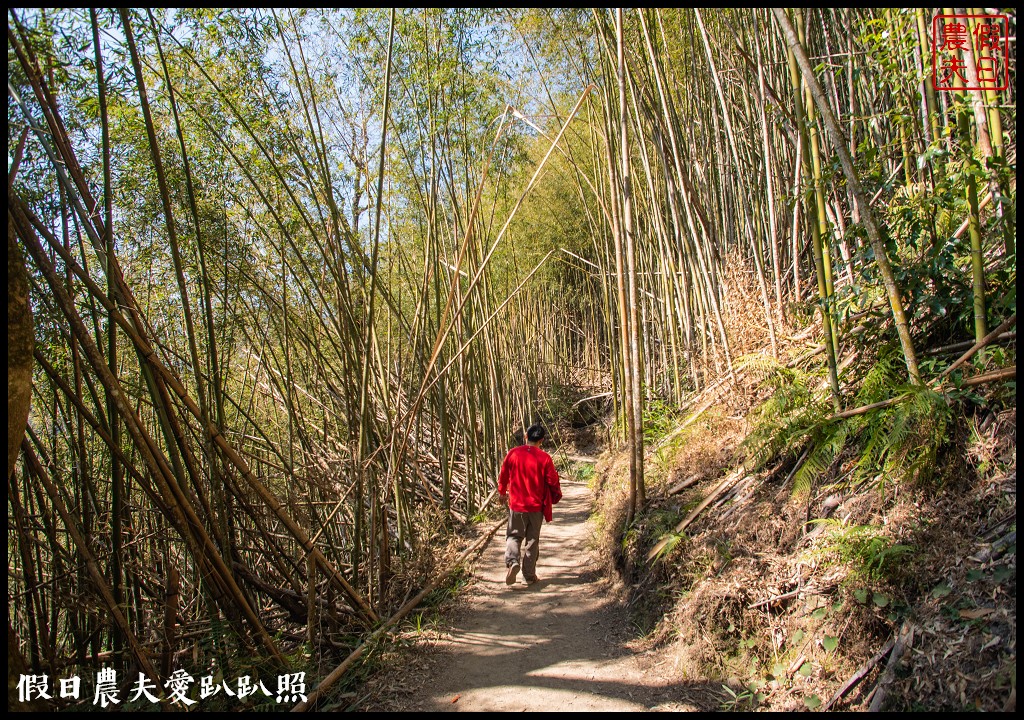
[526,424,547,442]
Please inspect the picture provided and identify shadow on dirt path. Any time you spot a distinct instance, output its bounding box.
[365,482,722,712]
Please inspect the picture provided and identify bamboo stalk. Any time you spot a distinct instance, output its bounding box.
[773,9,923,385]
[293,516,505,712]
[647,466,747,563]
[22,441,161,683]
[939,315,1016,379]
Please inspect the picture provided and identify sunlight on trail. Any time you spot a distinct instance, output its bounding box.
[407,483,692,712]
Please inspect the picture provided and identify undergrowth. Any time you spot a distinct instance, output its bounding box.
[589,303,1014,711]
[741,346,952,494]
[808,519,916,581]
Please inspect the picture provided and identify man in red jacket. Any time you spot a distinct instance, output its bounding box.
[498,424,562,585]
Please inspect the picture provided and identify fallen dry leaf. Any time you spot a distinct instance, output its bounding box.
[451,694,461,703]
[959,607,995,620]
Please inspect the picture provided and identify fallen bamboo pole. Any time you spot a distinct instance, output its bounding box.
[820,363,1016,423]
[823,635,897,710]
[924,332,1015,356]
[938,315,1016,380]
[960,365,1016,387]
[647,466,746,563]
[292,515,505,711]
[867,622,915,711]
[828,395,908,421]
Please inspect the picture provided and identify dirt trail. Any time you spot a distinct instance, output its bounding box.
[366,482,719,712]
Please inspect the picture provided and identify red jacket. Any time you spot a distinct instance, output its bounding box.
[498,445,562,520]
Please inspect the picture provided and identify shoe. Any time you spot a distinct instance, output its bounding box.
[525,575,539,585]
[505,562,520,585]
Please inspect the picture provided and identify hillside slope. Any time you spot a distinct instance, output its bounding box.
[591,343,1016,711]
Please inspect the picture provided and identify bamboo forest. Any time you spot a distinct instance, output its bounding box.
[6,8,1017,713]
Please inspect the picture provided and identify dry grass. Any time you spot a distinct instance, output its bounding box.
[595,381,1017,711]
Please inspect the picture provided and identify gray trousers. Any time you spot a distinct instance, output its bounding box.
[505,511,543,579]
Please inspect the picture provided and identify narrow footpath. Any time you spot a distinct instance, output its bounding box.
[362,482,719,712]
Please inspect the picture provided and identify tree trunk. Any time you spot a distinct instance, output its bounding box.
[773,9,922,385]
[7,220,33,480]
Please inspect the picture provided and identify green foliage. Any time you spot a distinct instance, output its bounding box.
[423,565,471,607]
[803,694,822,710]
[740,355,831,481]
[572,461,596,485]
[810,519,915,580]
[744,348,952,493]
[863,127,1017,346]
[787,298,818,327]
[632,504,687,564]
[539,378,584,426]
[720,683,762,712]
[405,609,439,637]
[642,397,681,445]
[651,531,685,562]
[883,165,979,336]
[848,352,951,487]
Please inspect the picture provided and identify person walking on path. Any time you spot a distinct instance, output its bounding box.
[498,424,562,585]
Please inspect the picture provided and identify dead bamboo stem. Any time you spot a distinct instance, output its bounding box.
[293,516,505,712]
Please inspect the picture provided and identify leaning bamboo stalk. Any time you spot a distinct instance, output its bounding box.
[33,348,174,515]
[9,468,53,671]
[13,198,288,663]
[147,9,233,558]
[772,9,922,385]
[421,251,555,398]
[390,112,512,491]
[414,86,595,406]
[293,515,506,712]
[120,10,210,431]
[647,466,747,563]
[21,440,161,684]
[938,315,1016,380]
[826,395,910,421]
[90,9,131,656]
[19,193,377,625]
[160,29,371,356]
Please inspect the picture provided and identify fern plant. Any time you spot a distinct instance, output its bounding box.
[844,347,951,487]
[743,347,952,493]
[809,519,915,580]
[740,355,831,479]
